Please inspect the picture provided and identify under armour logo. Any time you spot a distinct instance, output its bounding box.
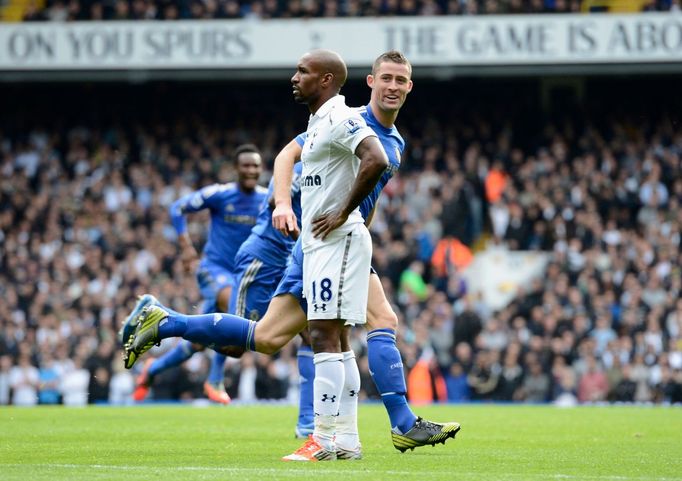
[321,394,336,403]
[349,390,358,397]
[313,303,327,313]
[213,314,222,325]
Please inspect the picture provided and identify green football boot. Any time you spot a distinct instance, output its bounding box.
[123,305,168,370]
[118,294,159,347]
[391,417,461,452]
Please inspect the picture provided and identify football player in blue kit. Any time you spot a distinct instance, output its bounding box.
[123,144,267,404]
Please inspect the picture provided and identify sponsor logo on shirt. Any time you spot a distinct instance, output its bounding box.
[301,175,322,187]
[223,214,258,225]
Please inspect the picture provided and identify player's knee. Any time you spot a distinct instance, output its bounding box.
[217,346,245,358]
[309,324,340,353]
[257,339,280,355]
[367,308,399,331]
[254,331,282,355]
[298,330,311,347]
[216,286,232,313]
[216,296,230,313]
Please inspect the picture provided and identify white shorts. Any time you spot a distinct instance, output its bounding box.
[302,224,372,325]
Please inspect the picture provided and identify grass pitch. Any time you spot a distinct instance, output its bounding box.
[1,404,680,481]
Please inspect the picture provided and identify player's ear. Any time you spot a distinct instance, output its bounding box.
[366,74,374,88]
[321,72,334,88]
[406,79,414,93]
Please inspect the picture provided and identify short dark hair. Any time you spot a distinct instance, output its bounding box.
[233,143,260,163]
[372,50,412,76]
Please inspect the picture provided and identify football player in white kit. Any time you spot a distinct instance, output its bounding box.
[282,49,389,461]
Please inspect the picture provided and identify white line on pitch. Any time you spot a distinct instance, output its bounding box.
[1,463,681,481]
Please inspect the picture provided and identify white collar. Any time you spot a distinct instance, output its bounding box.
[312,95,346,119]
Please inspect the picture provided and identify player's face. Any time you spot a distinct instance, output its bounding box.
[236,152,262,191]
[291,55,321,105]
[367,61,413,113]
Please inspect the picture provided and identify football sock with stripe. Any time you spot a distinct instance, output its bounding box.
[159,312,257,352]
[297,345,315,432]
[367,328,417,434]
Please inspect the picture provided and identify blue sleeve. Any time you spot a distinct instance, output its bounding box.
[169,185,221,235]
[169,195,190,235]
[295,133,307,147]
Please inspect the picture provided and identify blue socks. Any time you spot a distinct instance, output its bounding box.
[158,312,257,351]
[296,345,315,432]
[207,353,227,385]
[367,328,417,434]
[149,340,197,377]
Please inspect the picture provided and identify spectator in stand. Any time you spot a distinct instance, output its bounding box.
[467,349,500,400]
[445,362,470,402]
[60,357,90,406]
[38,353,62,405]
[578,355,609,403]
[0,356,12,405]
[518,357,550,402]
[9,353,39,406]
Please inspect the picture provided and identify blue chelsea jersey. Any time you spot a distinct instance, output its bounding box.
[238,162,303,268]
[170,182,269,271]
[295,103,404,220]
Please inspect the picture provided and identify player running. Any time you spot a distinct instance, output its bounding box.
[121,144,267,404]
[130,163,312,438]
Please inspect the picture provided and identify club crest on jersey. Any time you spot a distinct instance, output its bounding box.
[226,204,234,212]
[307,130,318,150]
[344,119,361,134]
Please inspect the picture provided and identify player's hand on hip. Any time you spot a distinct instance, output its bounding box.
[272,204,300,238]
[312,211,348,240]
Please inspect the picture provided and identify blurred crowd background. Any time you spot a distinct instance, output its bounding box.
[1,74,681,407]
[7,0,681,22]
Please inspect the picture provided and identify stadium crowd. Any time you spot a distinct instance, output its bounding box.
[0,82,681,407]
[18,0,681,22]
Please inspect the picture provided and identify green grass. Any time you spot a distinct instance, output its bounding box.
[1,404,681,481]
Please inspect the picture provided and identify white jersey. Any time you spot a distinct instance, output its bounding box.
[300,95,377,253]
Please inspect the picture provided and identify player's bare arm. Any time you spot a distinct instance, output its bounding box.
[178,233,199,273]
[272,139,303,237]
[311,135,388,240]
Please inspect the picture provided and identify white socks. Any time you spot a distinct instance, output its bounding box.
[336,350,361,450]
[312,350,362,451]
[313,352,344,450]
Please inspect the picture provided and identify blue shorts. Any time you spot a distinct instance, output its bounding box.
[196,259,236,313]
[230,250,287,321]
[273,245,307,314]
